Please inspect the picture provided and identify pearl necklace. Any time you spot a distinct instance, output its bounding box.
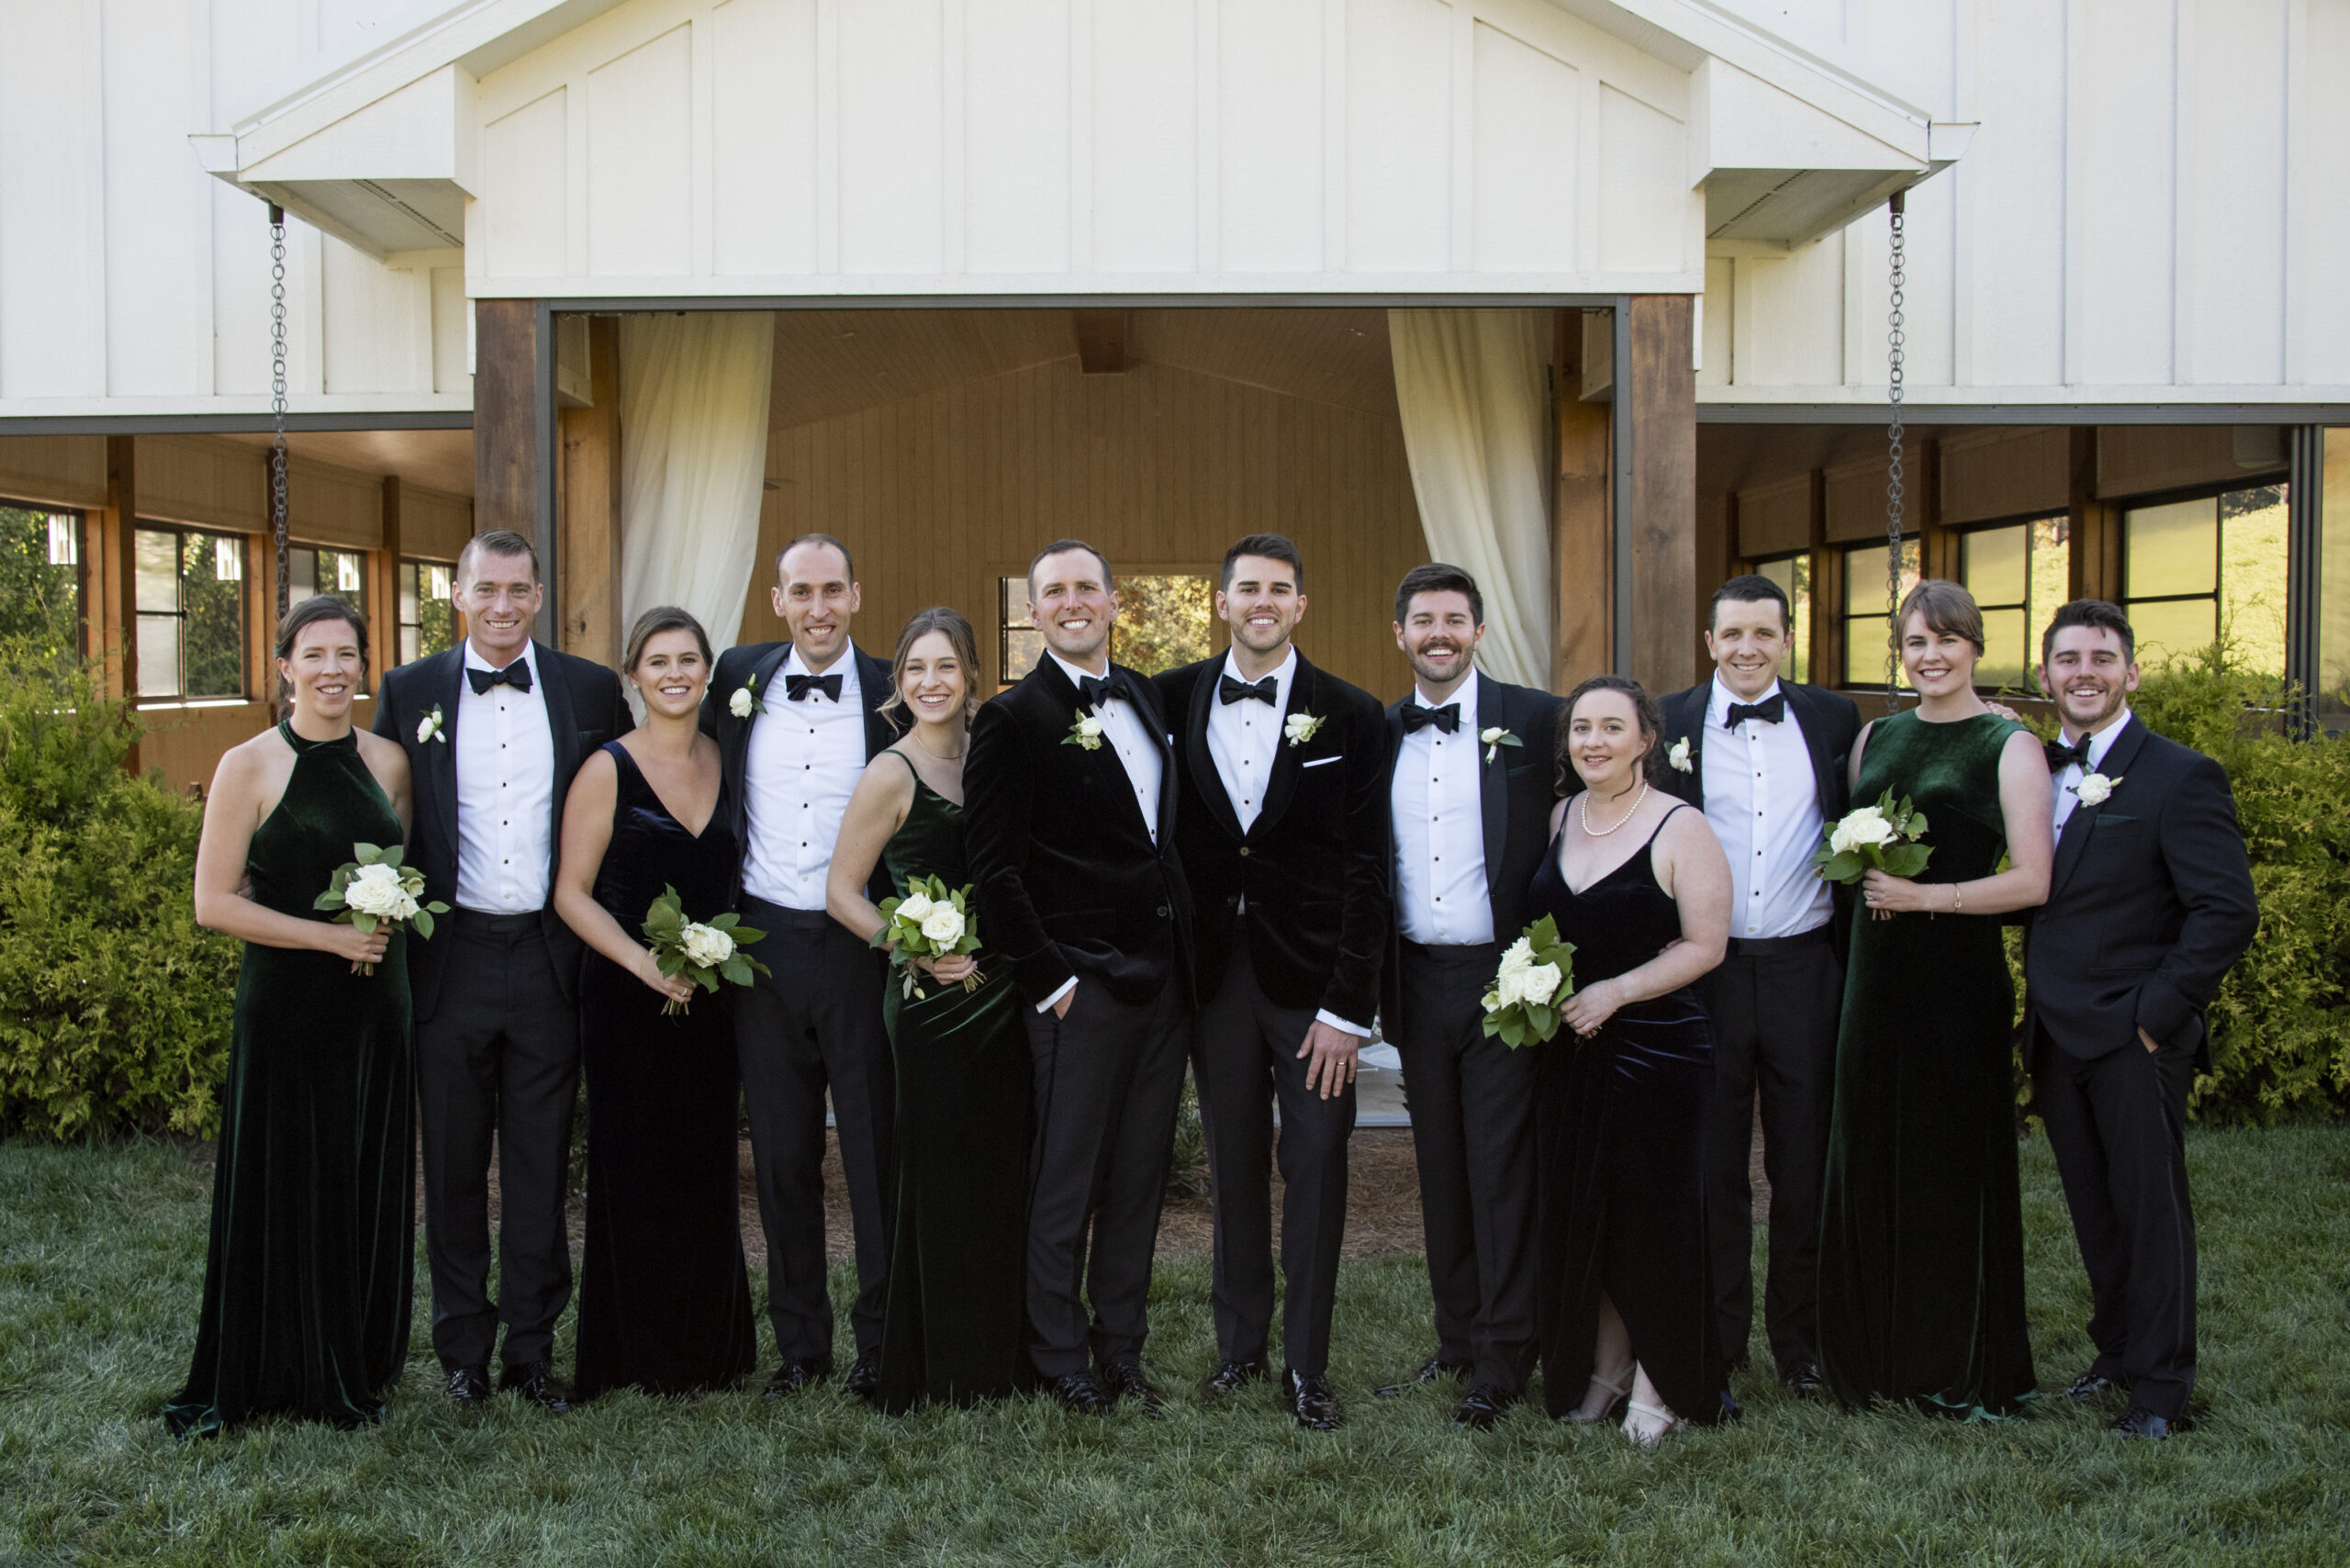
[1580,778,1650,838]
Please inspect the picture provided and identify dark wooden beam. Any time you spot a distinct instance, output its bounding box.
[1626,295,1696,693]
[474,298,543,541]
[101,435,140,770]
[2066,426,2121,603]
[1554,309,1611,692]
[558,316,626,664]
[1072,309,1129,375]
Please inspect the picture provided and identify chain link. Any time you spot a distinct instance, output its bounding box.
[269,207,291,716]
[1884,193,1908,713]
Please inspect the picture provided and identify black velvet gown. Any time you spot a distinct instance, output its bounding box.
[572,742,756,1400]
[1818,711,2037,1418]
[873,753,1034,1413]
[1528,803,1727,1425]
[165,723,414,1439]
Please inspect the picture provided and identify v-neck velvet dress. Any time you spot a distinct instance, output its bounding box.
[571,742,756,1400]
[165,723,415,1439]
[1527,804,1728,1425]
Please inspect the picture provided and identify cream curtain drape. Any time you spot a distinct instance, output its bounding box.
[617,311,776,661]
[1386,308,1552,690]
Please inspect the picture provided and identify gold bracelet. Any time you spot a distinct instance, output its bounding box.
[1951,883,1964,914]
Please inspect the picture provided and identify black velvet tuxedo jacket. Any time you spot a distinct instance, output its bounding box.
[2024,715,2257,1068]
[699,640,899,907]
[966,655,1192,1009]
[1377,672,1565,1027]
[1156,652,1393,1028]
[372,640,633,1021]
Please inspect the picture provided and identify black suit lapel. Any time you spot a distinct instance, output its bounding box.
[429,649,463,861]
[854,645,895,759]
[737,643,795,777]
[1785,683,1841,822]
[532,644,581,879]
[1475,677,1508,875]
[2049,716,2149,900]
[1188,661,1245,843]
[1125,665,1181,846]
[1667,685,1707,787]
[1252,655,1315,838]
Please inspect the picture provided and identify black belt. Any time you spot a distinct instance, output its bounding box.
[452,908,543,935]
[741,897,837,932]
[1725,926,1832,958]
[1400,937,1501,965]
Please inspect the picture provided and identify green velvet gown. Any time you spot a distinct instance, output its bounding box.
[873,753,1034,1414]
[1818,709,2037,1418]
[165,723,415,1439]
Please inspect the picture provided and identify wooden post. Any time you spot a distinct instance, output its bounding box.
[100,436,140,771]
[376,476,405,678]
[559,316,626,665]
[1553,309,1611,691]
[475,298,553,631]
[2066,426,2121,603]
[1626,296,1697,694]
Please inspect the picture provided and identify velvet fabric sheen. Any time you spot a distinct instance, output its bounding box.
[1818,710,2038,1417]
[165,724,415,1439]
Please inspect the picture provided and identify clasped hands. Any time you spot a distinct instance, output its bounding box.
[1860,868,1953,916]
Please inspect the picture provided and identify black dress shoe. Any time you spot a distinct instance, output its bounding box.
[444,1363,492,1406]
[2112,1405,2181,1439]
[1201,1359,1269,1398]
[1099,1360,1165,1416]
[1372,1353,1471,1398]
[843,1353,882,1403]
[1286,1368,1343,1432]
[500,1361,573,1414]
[1780,1361,1827,1398]
[1450,1383,1516,1430]
[763,1357,831,1399]
[1049,1372,1113,1415]
[2066,1369,2121,1403]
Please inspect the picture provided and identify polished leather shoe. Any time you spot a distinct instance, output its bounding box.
[1286,1368,1343,1432]
[1049,1371,1113,1415]
[762,1357,831,1399]
[500,1361,573,1415]
[1101,1360,1165,1417]
[843,1353,882,1403]
[444,1363,493,1406]
[1450,1383,1516,1430]
[1372,1353,1471,1398]
[1201,1359,1270,1398]
[2066,1370,2122,1403]
[2112,1405,2182,1439]
[1780,1361,1827,1399]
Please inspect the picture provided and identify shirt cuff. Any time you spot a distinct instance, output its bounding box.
[1315,1009,1371,1038]
[1036,976,1079,1014]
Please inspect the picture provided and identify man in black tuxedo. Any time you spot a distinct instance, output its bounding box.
[1657,573,1859,1395]
[966,539,1192,1416]
[2027,599,2256,1439]
[1371,563,1561,1429]
[1155,535,1392,1433]
[374,529,632,1413]
[701,532,900,1401]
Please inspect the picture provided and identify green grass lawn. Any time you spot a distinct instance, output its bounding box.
[2,1128,2345,1566]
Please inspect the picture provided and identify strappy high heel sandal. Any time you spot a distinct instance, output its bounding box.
[1565,1371,1630,1424]
[1622,1397,1684,1450]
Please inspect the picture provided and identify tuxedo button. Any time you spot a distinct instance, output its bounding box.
[1239,846,1250,857]
[1157,906,1169,919]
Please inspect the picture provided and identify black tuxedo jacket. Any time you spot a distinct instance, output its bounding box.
[966,655,1192,1009]
[2024,715,2257,1068]
[1156,652,1393,1027]
[1378,673,1565,1027]
[372,641,633,1021]
[699,640,899,906]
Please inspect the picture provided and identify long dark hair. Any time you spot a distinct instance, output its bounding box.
[1555,673,1667,794]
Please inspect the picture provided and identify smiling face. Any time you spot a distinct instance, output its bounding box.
[1217,553,1306,660]
[456,548,542,666]
[2037,623,2139,734]
[1394,589,1484,692]
[773,541,860,672]
[280,617,365,722]
[1706,595,1790,701]
[1898,610,1980,699]
[631,628,710,721]
[1566,689,1651,793]
[1028,547,1119,669]
[898,628,969,729]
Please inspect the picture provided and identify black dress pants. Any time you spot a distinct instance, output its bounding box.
[2033,1019,2199,1420]
[1695,935,1841,1374]
[1021,973,1190,1380]
[736,903,895,1367]
[1393,938,1537,1394]
[1193,944,1357,1379]
[417,912,579,1373]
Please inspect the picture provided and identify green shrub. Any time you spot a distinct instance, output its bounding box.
[0,647,237,1139]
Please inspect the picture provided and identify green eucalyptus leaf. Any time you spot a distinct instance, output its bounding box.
[410,909,434,941]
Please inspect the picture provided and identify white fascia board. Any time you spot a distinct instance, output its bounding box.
[241,65,479,195]
[1688,58,1919,189]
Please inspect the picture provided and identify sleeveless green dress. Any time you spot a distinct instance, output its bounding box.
[1818,710,2037,1417]
[873,751,1034,1413]
[165,723,415,1438]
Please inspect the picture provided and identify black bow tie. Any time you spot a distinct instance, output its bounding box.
[1725,693,1785,727]
[1401,702,1460,735]
[1077,671,1126,710]
[2045,736,2093,773]
[467,661,532,696]
[786,672,844,702]
[1219,674,1278,706]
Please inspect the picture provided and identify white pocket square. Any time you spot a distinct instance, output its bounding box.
[1301,756,1341,769]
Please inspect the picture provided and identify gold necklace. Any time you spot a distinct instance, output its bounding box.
[1580,778,1650,837]
[911,731,966,762]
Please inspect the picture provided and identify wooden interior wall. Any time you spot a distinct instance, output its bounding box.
[742,357,1430,698]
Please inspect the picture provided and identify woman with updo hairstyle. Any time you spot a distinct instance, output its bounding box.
[170,595,418,1438]
[554,604,756,1399]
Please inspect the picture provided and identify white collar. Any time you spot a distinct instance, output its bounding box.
[1220,644,1297,698]
[1708,673,1785,728]
[1047,647,1116,692]
[783,644,856,684]
[2064,710,2132,768]
[1412,666,1479,714]
[464,638,539,683]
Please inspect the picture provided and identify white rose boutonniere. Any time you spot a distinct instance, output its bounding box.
[730,673,765,720]
[1667,736,1693,773]
[1480,726,1523,765]
[1064,710,1105,751]
[2072,771,2123,808]
[1284,712,1326,747]
[416,705,448,745]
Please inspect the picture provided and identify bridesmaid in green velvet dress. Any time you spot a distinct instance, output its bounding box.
[1817,580,2054,1418]
[827,607,1032,1413]
[169,596,418,1438]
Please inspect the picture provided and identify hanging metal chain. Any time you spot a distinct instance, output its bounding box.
[269,205,292,715]
[1883,191,1908,712]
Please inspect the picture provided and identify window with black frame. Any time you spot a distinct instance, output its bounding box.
[1840,537,1920,688]
[1748,553,1811,685]
[0,502,84,667]
[1954,516,2069,691]
[398,558,457,666]
[2122,484,2288,676]
[134,524,246,700]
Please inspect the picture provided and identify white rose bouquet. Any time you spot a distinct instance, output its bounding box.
[1810,787,1932,917]
[643,884,770,1015]
[314,842,450,976]
[1480,914,1578,1048]
[871,872,986,999]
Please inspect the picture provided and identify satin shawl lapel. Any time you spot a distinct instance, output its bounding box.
[532,642,581,870]
[428,649,464,859]
[1125,666,1181,845]
[1187,662,1244,843]
[1475,677,1508,873]
[1785,683,1841,821]
[2049,716,2150,900]
[1253,655,1316,839]
[1667,685,1707,783]
[1037,656,1157,843]
[854,645,896,759]
[736,642,795,778]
